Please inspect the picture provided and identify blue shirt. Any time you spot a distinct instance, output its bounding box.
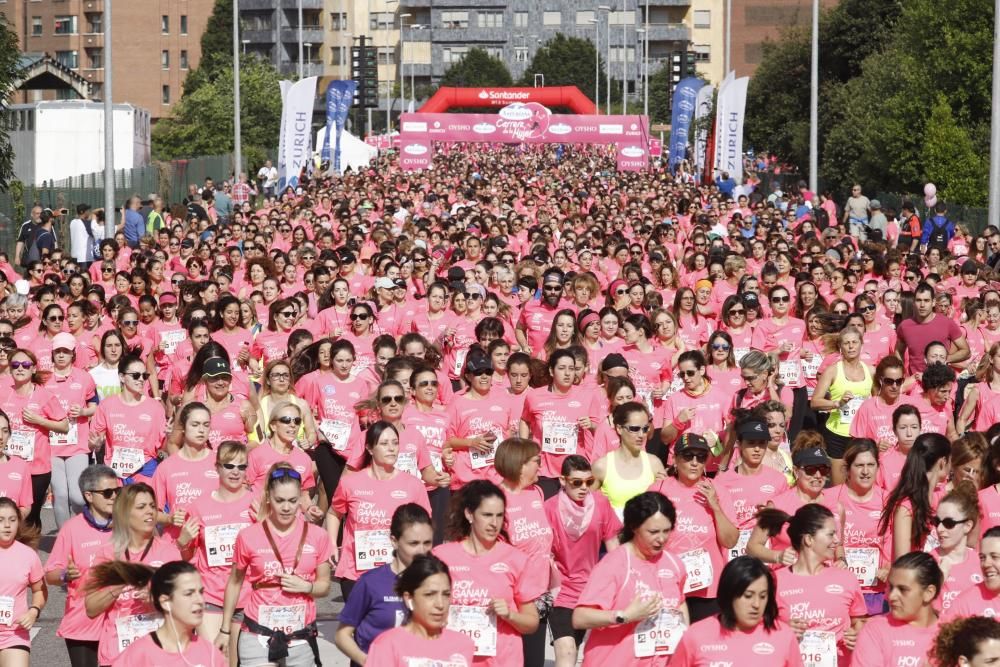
[338,564,403,653]
[123,209,144,248]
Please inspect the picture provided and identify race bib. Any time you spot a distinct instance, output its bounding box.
[395,451,420,478]
[799,629,837,667]
[205,522,247,568]
[404,659,468,667]
[839,397,864,424]
[109,447,145,478]
[680,548,713,593]
[734,347,750,364]
[470,430,502,470]
[50,421,79,447]
[779,360,801,385]
[447,605,497,657]
[320,419,351,452]
[541,420,577,455]
[7,430,35,461]
[355,529,392,571]
[115,612,163,651]
[259,604,306,634]
[429,450,443,474]
[845,547,879,587]
[802,355,822,379]
[0,596,13,625]
[727,529,753,562]
[634,608,686,657]
[453,348,469,376]
[637,390,655,411]
[161,330,186,355]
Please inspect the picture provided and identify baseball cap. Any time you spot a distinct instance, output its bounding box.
[52,332,77,352]
[392,278,407,290]
[464,348,493,375]
[339,250,357,264]
[793,447,831,468]
[870,199,881,210]
[737,419,769,441]
[159,292,178,305]
[202,357,232,379]
[674,433,710,454]
[600,353,629,372]
[374,277,395,290]
[180,239,195,249]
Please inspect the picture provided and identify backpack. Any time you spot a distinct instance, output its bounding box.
[23,227,52,266]
[928,217,950,248]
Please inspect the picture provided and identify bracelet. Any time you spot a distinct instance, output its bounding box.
[219,629,231,635]
[29,605,40,617]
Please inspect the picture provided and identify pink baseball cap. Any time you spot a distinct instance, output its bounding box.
[52,332,77,352]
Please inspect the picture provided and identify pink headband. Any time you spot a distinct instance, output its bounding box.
[579,312,599,329]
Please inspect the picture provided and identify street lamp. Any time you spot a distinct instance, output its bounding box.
[242,38,250,55]
[341,32,352,80]
[622,0,628,114]
[399,13,411,117]
[297,0,303,78]
[233,0,242,177]
[598,6,611,114]
[809,0,818,194]
[385,0,398,132]
[589,17,600,113]
[304,41,313,73]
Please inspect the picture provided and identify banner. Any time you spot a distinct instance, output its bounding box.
[649,137,662,157]
[713,71,734,175]
[399,138,433,171]
[277,76,317,192]
[322,80,357,174]
[616,143,648,172]
[668,77,704,170]
[717,76,749,183]
[693,83,714,177]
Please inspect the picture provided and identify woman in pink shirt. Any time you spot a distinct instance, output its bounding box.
[249,297,299,368]
[405,365,452,539]
[28,303,65,374]
[432,480,546,667]
[573,491,688,666]
[671,555,803,667]
[217,463,333,667]
[932,615,1000,666]
[365,554,476,667]
[246,402,320,516]
[83,483,182,665]
[0,496,45,662]
[0,410,32,515]
[875,404,922,492]
[958,342,1000,433]
[326,421,431,601]
[706,331,742,405]
[850,552,942,667]
[659,350,732,471]
[933,482,982,614]
[850,357,911,453]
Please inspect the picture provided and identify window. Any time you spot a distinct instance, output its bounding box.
[478,11,502,28]
[694,43,711,62]
[161,15,169,34]
[54,16,77,34]
[693,10,711,28]
[609,46,634,63]
[180,49,188,69]
[485,46,503,60]
[55,50,78,68]
[514,47,529,62]
[86,48,103,68]
[440,11,468,29]
[377,46,395,64]
[162,85,170,104]
[442,46,469,63]
[86,13,102,33]
[543,11,561,27]
[370,12,394,30]
[180,15,188,34]
[31,17,41,36]
[576,10,595,25]
[330,12,347,30]
[609,11,635,25]
[329,46,343,65]
[161,50,169,68]
[514,12,528,28]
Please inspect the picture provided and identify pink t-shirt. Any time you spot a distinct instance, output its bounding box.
[620,344,673,417]
[774,566,866,666]
[849,397,913,448]
[402,404,449,486]
[521,386,599,477]
[331,468,431,581]
[518,300,562,352]
[980,485,1000,535]
[0,384,67,475]
[876,446,908,492]
[91,395,167,479]
[233,519,334,628]
[502,485,553,562]
[186,490,256,606]
[940,583,1000,621]
[0,456,32,508]
[715,466,791,529]
[152,451,219,542]
[671,616,803,667]
[432,540,547,667]
[111,632,225,667]
[295,370,367,462]
[249,329,291,366]
[935,547,983,612]
[658,382,731,470]
[833,485,890,594]
[409,309,453,343]
[93,538,182,665]
[577,544,687,666]
[445,390,514,489]
[768,488,838,555]
[45,513,113,641]
[544,492,621,608]
[751,317,807,388]
[850,614,938,667]
[648,476,736,598]
[0,540,44,650]
[44,367,97,458]
[366,626,475,667]
[246,442,316,491]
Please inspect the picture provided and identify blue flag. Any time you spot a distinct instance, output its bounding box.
[669,77,706,171]
[322,80,357,173]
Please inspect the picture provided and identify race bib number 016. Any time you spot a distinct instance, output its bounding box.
[447,605,497,657]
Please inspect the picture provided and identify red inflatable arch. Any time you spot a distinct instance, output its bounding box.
[419,86,598,115]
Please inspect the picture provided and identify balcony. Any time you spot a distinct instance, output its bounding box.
[645,22,689,42]
[400,0,430,6]
[281,27,324,44]
[405,28,432,42]
[432,26,506,43]
[81,68,104,84]
[244,28,277,43]
[646,0,692,5]
[82,33,104,48]
[82,0,104,12]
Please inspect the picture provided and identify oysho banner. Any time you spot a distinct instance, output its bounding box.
[617,144,649,172]
[399,139,433,171]
[277,76,317,192]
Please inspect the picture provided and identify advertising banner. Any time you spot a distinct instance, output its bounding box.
[277,76,317,191]
[322,80,357,174]
[717,76,749,182]
[668,77,705,170]
[398,138,433,171]
[693,82,714,176]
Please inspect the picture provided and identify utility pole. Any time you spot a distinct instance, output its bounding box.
[233,0,242,176]
[103,0,115,237]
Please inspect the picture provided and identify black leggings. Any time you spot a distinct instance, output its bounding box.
[313,443,347,503]
[340,577,357,603]
[27,472,51,530]
[65,639,98,667]
[428,487,451,545]
[522,618,548,667]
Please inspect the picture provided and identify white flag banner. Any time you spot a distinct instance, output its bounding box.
[712,71,734,174]
[277,76,318,192]
[693,83,714,175]
[718,76,749,183]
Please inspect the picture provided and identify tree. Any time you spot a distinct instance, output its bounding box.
[923,96,987,206]
[647,64,673,126]
[152,55,281,162]
[440,48,513,88]
[182,0,233,95]
[0,16,24,190]
[519,34,611,107]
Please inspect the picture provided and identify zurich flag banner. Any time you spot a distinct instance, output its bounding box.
[668,77,706,171]
[323,80,357,174]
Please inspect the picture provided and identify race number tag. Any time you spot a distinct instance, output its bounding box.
[404,659,468,667]
[541,420,577,455]
[355,529,392,571]
[50,421,79,447]
[7,430,35,461]
[395,451,419,478]
[259,604,306,634]
[115,613,163,651]
[727,529,753,562]
[161,330,186,355]
[470,430,502,470]
[845,547,879,587]
[734,348,750,364]
[320,419,351,452]
[109,447,145,478]
[679,548,713,593]
[0,596,14,625]
[447,605,497,657]
[429,451,443,474]
[204,523,247,568]
[453,349,469,376]
[799,629,837,667]
[801,355,822,379]
[839,398,864,425]
[778,360,801,385]
[634,608,686,657]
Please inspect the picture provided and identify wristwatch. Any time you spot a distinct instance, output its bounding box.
[614,610,627,624]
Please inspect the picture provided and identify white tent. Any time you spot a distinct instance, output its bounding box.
[315,127,378,173]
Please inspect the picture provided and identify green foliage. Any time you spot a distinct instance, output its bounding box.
[0,16,24,190]
[440,48,513,88]
[520,34,611,106]
[152,56,282,161]
[183,0,234,96]
[923,96,987,206]
[647,64,673,126]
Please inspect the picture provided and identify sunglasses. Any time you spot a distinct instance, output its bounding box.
[931,516,970,529]
[771,295,791,303]
[615,289,628,295]
[623,424,651,433]
[172,277,184,284]
[416,379,439,388]
[565,477,596,488]
[679,450,709,463]
[88,487,121,499]
[380,395,406,405]
[802,465,830,477]
[10,361,34,370]
[47,315,64,322]
[123,371,150,380]
[278,311,296,318]
[728,308,745,315]
[679,369,699,378]
[220,463,249,471]
[269,468,302,481]
[469,367,494,377]
[464,293,483,300]
[275,415,303,426]
[121,320,139,326]
[543,285,563,292]
[711,343,731,351]
[881,377,905,387]
[833,309,849,315]
[102,268,115,273]
[350,313,369,321]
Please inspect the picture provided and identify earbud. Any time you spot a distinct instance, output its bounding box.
[163,602,171,613]
[406,600,414,611]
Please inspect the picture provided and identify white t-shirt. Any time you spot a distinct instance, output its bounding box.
[257,166,278,188]
[69,217,104,263]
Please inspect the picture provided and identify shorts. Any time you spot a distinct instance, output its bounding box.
[238,630,314,667]
[548,606,584,645]
[204,602,245,624]
[863,592,888,616]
